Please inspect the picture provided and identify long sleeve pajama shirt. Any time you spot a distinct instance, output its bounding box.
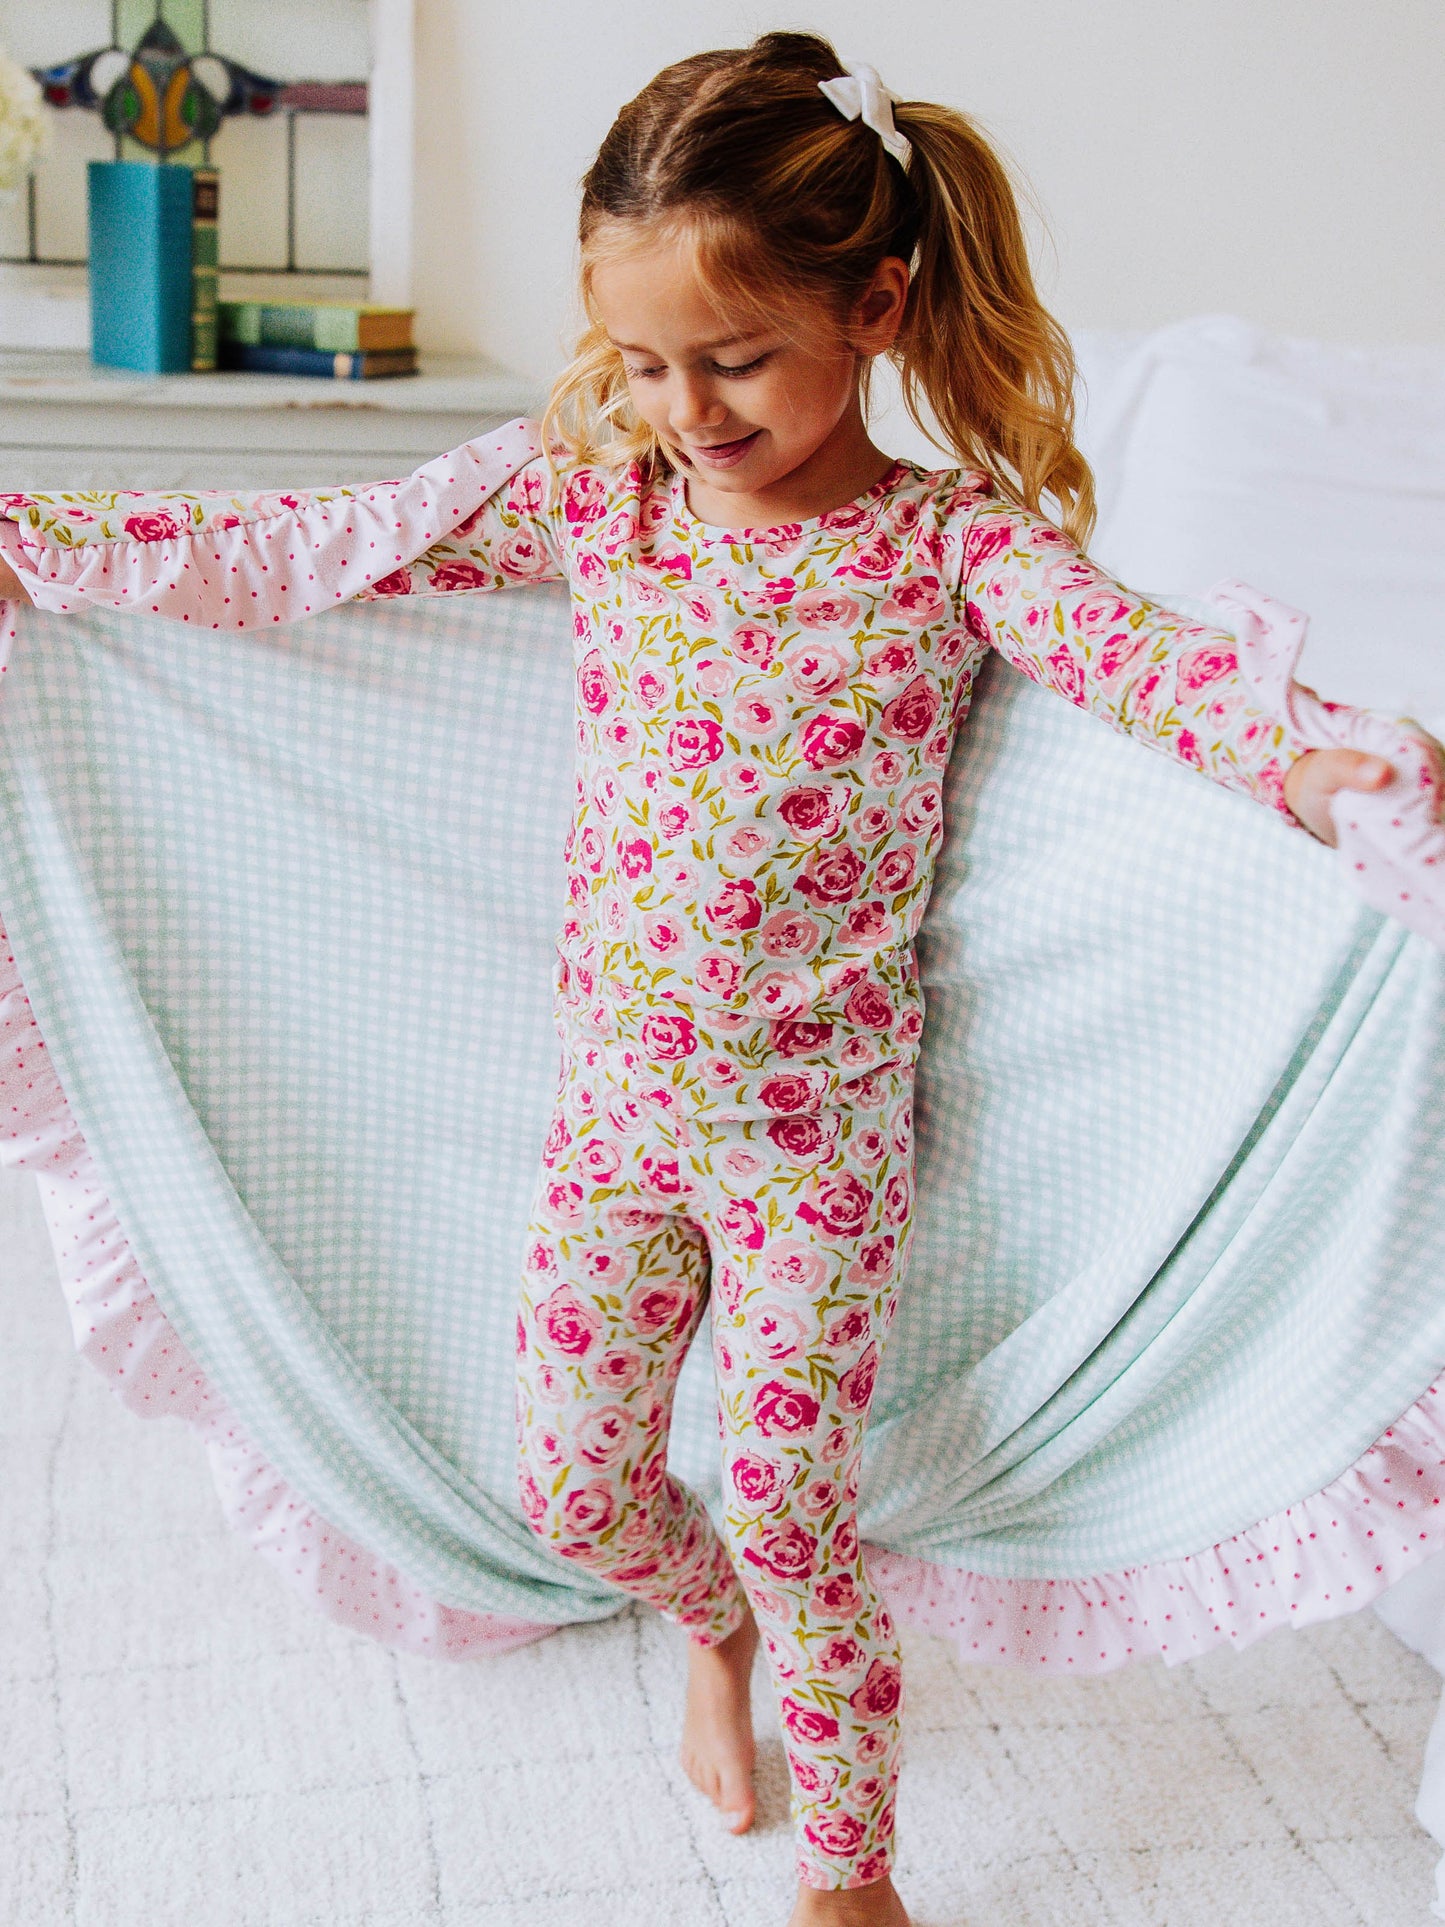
[0,421,1316,1890]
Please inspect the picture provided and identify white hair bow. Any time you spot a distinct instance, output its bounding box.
[818,60,913,171]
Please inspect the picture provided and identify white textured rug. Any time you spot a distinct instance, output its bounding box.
[4,1167,1441,1927]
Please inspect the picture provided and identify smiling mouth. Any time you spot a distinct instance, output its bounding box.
[684,431,761,467]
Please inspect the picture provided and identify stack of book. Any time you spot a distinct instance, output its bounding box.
[217,302,418,379]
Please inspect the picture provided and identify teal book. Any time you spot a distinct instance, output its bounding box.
[88,161,195,374]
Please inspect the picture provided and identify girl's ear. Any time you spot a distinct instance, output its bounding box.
[850,256,910,356]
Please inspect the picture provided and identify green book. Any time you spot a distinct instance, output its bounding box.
[190,168,219,372]
[218,301,414,354]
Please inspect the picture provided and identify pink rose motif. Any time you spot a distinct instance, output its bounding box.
[880,573,945,627]
[839,534,902,580]
[575,1404,634,1467]
[865,640,917,686]
[844,980,894,1030]
[695,656,734,696]
[369,567,413,597]
[1174,727,1205,769]
[537,1284,603,1357]
[497,532,553,580]
[747,971,807,1021]
[1073,591,1132,636]
[732,696,778,735]
[850,1126,886,1168]
[780,1697,841,1747]
[1128,664,1166,719]
[785,643,850,700]
[1094,631,1147,683]
[507,467,545,513]
[666,717,725,770]
[639,1151,684,1198]
[626,1280,687,1335]
[816,1634,866,1676]
[853,1849,893,1886]
[879,675,942,743]
[869,750,905,787]
[763,1238,827,1290]
[596,1347,642,1389]
[717,1195,766,1252]
[760,909,822,959]
[123,510,182,541]
[1175,640,1238,697]
[544,1179,585,1224]
[757,1072,820,1114]
[730,624,777,667]
[848,1657,903,1721]
[731,1453,784,1508]
[642,912,686,957]
[765,1115,827,1159]
[813,1572,861,1615]
[682,590,718,625]
[934,625,968,668]
[1045,644,1085,705]
[703,877,762,933]
[798,1172,871,1240]
[883,1172,911,1224]
[561,1480,616,1535]
[898,781,942,836]
[796,845,865,905]
[777,784,842,841]
[832,1516,859,1563]
[788,1753,840,1798]
[753,574,797,607]
[840,901,893,948]
[627,575,667,612]
[836,1343,880,1413]
[750,1301,810,1362]
[617,836,653,880]
[600,507,638,553]
[525,1237,557,1276]
[518,1470,547,1524]
[856,804,893,842]
[575,551,607,589]
[722,761,763,798]
[794,586,863,630]
[753,1378,822,1437]
[845,1773,887,1809]
[825,1303,872,1348]
[633,668,669,709]
[743,1517,818,1582]
[639,547,692,580]
[428,559,490,592]
[964,517,1012,568]
[577,1138,622,1183]
[803,1814,867,1859]
[656,802,694,839]
[542,1115,572,1164]
[562,470,607,528]
[768,1019,834,1059]
[696,951,743,998]
[847,1235,896,1285]
[639,1012,697,1060]
[799,715,866,769]
[874,846,917,895]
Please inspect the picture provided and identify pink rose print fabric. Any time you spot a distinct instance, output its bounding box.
[516,1037,913,1891]
[0,421,1335,1890]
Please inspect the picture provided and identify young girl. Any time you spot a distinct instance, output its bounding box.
[0,32,1407,1927]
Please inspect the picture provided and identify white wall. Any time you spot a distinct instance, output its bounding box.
[411,0,1445,381]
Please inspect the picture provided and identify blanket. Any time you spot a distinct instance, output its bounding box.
[2,581,1442,1666]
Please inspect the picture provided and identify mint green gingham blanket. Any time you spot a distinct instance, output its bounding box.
[0,582,1441,1627]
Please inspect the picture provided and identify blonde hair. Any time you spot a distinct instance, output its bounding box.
[542,31,1095,548]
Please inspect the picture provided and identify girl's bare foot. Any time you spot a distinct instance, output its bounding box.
[680,1607,760,1832]
[787,1875,912,1925]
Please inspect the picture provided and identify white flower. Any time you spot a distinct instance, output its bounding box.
[0,47,50,197]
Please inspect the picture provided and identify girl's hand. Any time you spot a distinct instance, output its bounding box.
[1284,746,1396,845]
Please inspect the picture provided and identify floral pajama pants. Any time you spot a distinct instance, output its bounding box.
[514,1042,915,1891]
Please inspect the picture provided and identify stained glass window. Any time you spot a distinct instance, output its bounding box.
[0,0,371,281]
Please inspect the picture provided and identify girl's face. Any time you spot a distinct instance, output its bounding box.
[590,226,906,524]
